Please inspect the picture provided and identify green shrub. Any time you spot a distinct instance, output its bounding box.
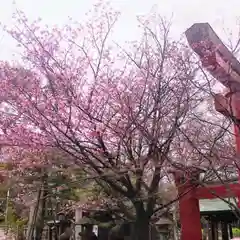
[233,227,240,237]
[0,203,27,237]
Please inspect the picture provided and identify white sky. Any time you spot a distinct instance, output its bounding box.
[0,0,240,61]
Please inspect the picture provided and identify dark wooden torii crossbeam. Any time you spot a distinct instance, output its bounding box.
[185,23,240,90]
[173,23,240,240]
[185,23,240,119]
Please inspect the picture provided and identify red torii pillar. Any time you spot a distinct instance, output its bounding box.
[181,22,240,240]
[184,25,240,185]
[231,93,240,194]
[174,171,240,240]
[215,91,240,207]
[173,170,202,240]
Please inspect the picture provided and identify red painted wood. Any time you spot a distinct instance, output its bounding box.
[231,92,240,207]
[179,192,202,240]
[183,23,240,240]
[175,173,202,240]
[196,184,240,199]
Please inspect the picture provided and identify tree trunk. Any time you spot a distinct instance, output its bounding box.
[132,216,150,240]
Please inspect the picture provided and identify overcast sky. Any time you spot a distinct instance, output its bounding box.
[0,0,239,62]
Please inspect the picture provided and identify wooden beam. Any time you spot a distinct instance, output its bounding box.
[196,183,240,199]
[185,23,240,91]
[213,93,230,116]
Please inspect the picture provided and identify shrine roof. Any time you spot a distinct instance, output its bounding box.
[199,198,237,212]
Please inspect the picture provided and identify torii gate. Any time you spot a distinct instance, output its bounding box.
[173,23,240,240]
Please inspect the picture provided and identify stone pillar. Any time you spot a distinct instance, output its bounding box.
[75,208,82,240]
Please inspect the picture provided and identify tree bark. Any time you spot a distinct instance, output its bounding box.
[132,215,150,240]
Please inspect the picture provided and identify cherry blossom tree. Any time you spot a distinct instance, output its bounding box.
[0,2,227,240]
